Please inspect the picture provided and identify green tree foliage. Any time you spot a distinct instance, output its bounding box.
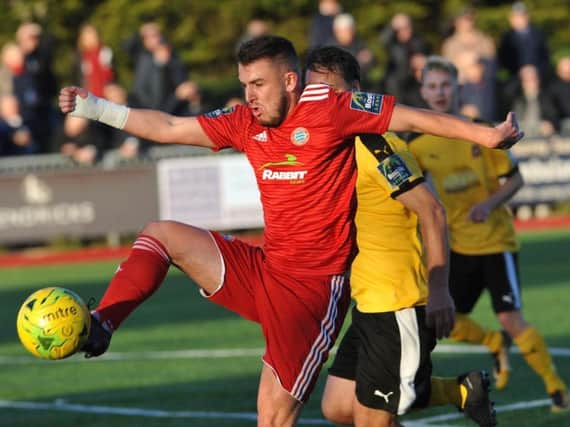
[0,0,568,102]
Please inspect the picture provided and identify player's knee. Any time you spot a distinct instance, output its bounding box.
[140,220,171,241]
[257,408,295,427]
[497,310,528,336]
[321,398,352,425]
[139,220,180,251]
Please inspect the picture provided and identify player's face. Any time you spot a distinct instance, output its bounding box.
[305,67,356,93]
[238,58,295,127]
[420,69,456,113]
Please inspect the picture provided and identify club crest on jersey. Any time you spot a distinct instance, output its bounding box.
[204,105,236,118]
[378,154,412,188]
[350,92,383,115]
[291,127,310,146]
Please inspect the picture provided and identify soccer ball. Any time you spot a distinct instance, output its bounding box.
[16,287,91,360]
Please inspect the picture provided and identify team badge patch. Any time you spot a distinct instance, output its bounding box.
[204,105,236,118]
[350,92,384,115]
[378,154,412,188]
[291,127,310,146]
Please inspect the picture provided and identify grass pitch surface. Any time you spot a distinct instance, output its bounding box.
[1,229,569,426]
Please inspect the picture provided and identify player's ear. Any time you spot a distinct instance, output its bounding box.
[284,71,299,92]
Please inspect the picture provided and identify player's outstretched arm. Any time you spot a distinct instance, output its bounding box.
[388,104,524,149]
[58,86,215,148]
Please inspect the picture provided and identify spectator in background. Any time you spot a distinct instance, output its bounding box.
[75,23,114,98]
[400,52,428,108]
[16,22,58,153]
[442,7,496,83]
[236,19,270,53]
[56,115,107,166]
[129,25,187,113]
[122,22,163,66]
[457,52,497,122]
[507,64,555,138]
[544,54,570,135]
[101,83,142,168]
[0,42,41,154]
[308,0,342,49]
[0,46,15,96]
[380,13,430,101]
[0,94,35,156]
[498,2,551,83]
[171,81,209,116]
[328,13,374,85]
[0,43,20,96]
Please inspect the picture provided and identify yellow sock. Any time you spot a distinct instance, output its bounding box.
[450,314,503,353]
[514,326,567,395]
[430,377,462,408]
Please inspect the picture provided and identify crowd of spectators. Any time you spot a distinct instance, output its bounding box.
[309,0,570,136]
[1,1,569,164]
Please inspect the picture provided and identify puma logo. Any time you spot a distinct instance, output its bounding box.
[374,389,394,403]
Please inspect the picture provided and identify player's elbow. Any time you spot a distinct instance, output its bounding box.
[417,195,447,227]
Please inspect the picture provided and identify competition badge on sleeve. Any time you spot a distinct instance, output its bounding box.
[378,154,412,188]
[350,92,384,115]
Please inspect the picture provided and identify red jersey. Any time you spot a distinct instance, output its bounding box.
[197,84,395,275]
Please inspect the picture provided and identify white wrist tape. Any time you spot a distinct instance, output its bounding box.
[71,93,130,130]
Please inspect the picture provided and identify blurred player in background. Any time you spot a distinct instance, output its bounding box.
[59,36,522,426]
[407,55,568,413]
[306,45,496,427]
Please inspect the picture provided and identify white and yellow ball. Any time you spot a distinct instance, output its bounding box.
[16,287,90,360]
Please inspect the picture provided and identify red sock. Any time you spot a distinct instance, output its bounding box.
[96,235,170,331]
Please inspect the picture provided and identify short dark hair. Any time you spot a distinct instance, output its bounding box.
[304,46,361,85]
[421,55,458,83]
[237,35,299,73]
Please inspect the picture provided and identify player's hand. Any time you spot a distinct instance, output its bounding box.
[426,287,456,340]
[490,112,524,149]
[469,202,492,223]
[59,86,89,114]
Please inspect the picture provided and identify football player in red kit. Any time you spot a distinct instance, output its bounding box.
[59,36,522,426]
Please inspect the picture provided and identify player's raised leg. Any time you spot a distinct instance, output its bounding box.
[82,220,223,356]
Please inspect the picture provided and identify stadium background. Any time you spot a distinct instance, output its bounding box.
[0,1,569,426]
[0,0,568,96]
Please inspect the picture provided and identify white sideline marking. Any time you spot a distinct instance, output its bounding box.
[0,399,328,424]
[0,347,265,364]
[0,398,554,426]
[2,343,569,365]
[2,345,565,425]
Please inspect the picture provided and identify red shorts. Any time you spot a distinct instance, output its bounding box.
[206,231,351,402]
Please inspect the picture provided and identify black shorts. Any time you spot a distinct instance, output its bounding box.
[449,251,522,314]
[329,306,436,414]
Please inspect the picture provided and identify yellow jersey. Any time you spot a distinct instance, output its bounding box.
[351,133,428,313]
[407,133,519,255]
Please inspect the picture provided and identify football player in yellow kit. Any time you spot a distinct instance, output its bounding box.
[407,55,568,413]
[305,46,496,427]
